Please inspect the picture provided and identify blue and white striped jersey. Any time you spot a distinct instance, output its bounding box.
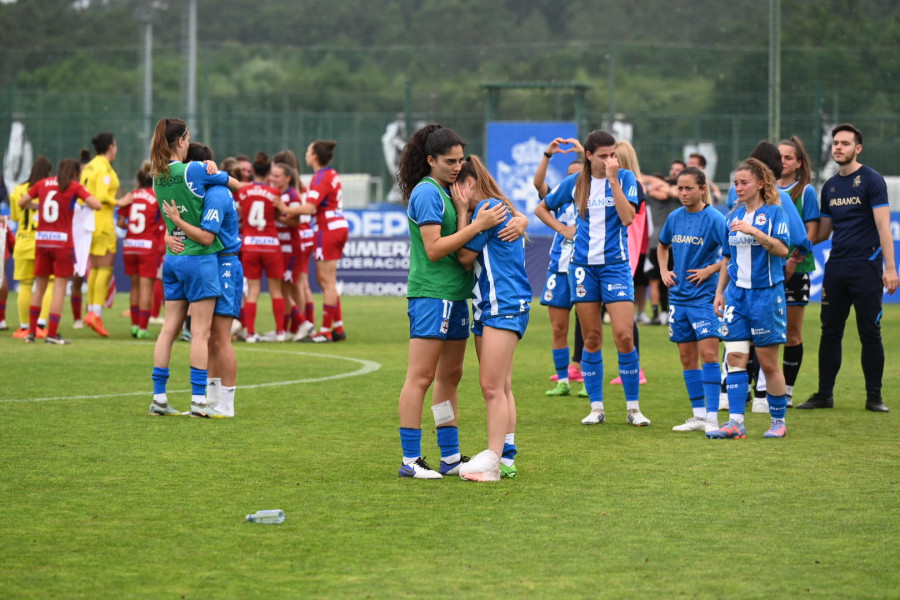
[464,198,532,320]
[727,186,812,255]
[723,203,790,289]
[545,195,577,274]
[544,169,639,266]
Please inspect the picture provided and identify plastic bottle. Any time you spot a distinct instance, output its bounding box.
[246,509,285,524]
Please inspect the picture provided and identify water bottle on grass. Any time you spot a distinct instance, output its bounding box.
[246,509,285,524]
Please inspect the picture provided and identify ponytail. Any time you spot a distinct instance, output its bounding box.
[56,158,80,192]
[457,155,513,212]
[678,166,711,205]
[135,161,153,188]
[309,140,338,168]
[150,118,188,177]
[778,136,811,202]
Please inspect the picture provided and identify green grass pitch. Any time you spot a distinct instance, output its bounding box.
[1,294,898,599]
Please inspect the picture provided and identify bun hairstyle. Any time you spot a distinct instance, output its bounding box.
[677,166,712,205]
[91,132,115,155]
[574,129,616,217]
[56,158,81,192]
[135,161,153,188]
[149,117,188,177]
[309,140,338,168]
[397,124,466,201]
[252,151,271,178]
[79,148,92,164]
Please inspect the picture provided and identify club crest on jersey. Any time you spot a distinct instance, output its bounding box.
[576,284,586,298]
[754,213,767,226]
[853,175,861,188]
[721,323,729,337]
[543,290,554,302]
[440,318,449,334]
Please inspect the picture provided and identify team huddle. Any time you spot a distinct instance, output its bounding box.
[3,118,350,419]
[397,122,896,482]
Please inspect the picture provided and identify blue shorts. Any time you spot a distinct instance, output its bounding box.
[667,302,723,343]
[568,262,634,304]
[162,254,221,303]
[472,312,530,339]
[215,254,243,318]
[720,284,787,347]
[408,297,470,340]
[540,271,574,309]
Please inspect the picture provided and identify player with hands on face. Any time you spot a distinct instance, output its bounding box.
[542,130,649,428]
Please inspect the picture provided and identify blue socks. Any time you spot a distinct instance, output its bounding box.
[702,362,722,416]
[189,366,208,396]
[436,426,460,460]
[399,428,422,460]
[552,347,570,381]
[151,366,169,395]
[726,370,749,417]
[768,393,787,419]
[683,368,704,410]
[618,349,640,402]
[582,349,603,402]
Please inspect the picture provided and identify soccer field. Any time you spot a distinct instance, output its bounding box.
[1,294,898,599]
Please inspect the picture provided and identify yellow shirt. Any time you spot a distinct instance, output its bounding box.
[80,154,119,234]
[9,181,38,260]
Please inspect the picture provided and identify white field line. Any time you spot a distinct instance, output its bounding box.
[0,344,381,403]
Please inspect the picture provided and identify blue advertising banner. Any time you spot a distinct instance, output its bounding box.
[485,121,579,237]
[8,210,900,302]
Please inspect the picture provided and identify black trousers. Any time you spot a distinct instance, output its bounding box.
[818,259,885,398]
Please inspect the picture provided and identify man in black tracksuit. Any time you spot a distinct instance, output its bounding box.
[798,124,898,412]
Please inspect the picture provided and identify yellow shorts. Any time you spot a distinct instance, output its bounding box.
[13,257,36,281]
[90,227,118,256]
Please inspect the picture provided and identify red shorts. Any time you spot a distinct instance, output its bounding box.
[315,227,348,262]
[242,249,285,280]
[295,245,314,275]
[124,251,160,279]
[34,245,75,278]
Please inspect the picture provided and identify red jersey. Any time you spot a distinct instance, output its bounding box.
[27,177,92,249]
[123,187,164,255]
[237,183,281,252]
[275,186,301,253]
[307,168,348,232]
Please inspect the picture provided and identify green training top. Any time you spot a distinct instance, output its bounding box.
[406,177,474,300]
[154,162,223,256]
